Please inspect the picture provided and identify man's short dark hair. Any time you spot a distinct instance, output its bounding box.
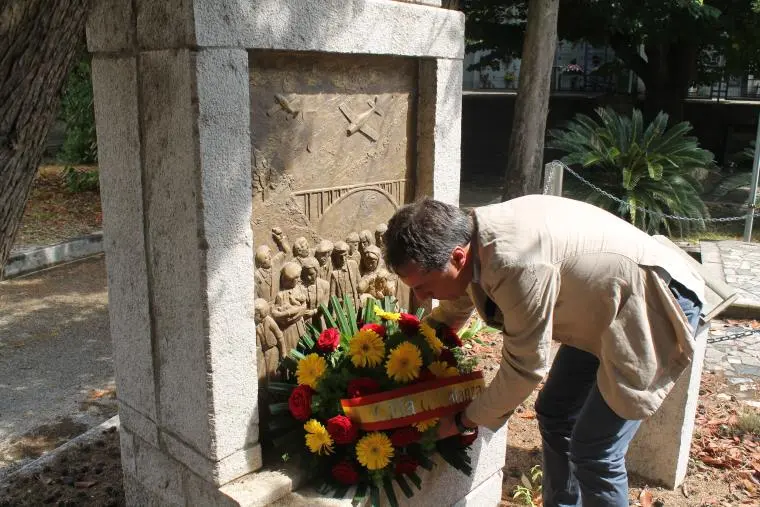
[382,198,473,272]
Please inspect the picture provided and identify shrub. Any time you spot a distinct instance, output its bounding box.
[549,107,714,234]
[58,55,97,165]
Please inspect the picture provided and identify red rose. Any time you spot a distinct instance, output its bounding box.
[332,461,360,485]
[288,385,313,421]
[439,348,457,367]
[398,313,421,334]
[394,455,419,476]
[459,428,479,446]
[346,377,381,398]
[326,415,358,444]
[390,427,421,447]
[317,328,341,352]
[442,328,463,348]
[361,323,386,338]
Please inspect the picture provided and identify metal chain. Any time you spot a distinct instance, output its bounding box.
[551,161,760,223]
[706,328,760,344]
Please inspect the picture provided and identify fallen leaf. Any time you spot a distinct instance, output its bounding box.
[639,488,654,507]
[74,480,97,489]
[682,483,690,498]
[518,409,536,419]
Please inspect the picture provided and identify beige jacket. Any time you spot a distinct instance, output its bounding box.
[430,195,705,430]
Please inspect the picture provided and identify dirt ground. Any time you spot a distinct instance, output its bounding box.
[13,165,101,249]
[465,333,760,507]
[0,326,758,507]
[2,168,759,505]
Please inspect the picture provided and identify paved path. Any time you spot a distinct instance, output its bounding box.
[701,241,760,397]
[0,255,115,477]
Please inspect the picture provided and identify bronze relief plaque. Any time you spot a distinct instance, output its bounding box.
[249,51,417,244]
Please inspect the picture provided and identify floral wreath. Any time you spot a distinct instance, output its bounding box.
[266,296,482,507]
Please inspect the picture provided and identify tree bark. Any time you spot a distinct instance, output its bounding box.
[502,0,559,201]
[0,0,89,276]
[640,42,696,123]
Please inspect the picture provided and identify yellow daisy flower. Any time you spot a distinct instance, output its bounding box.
[296,353,327,389]
[374,306,401,321]
[303,419,334,455]
[428,361,459,378]
[419,322,443,356]
[413,418,439,432]
[349,329,386,367]
[356,432,394,470]
[385,342,422,383]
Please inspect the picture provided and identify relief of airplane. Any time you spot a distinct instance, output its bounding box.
[266,93,304,120]
[338,96,384,142]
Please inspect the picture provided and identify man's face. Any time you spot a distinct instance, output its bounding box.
[364,256,379,272]
[396,247,470,301]
[302,268,317,285]
[333,251,347,267]
[315,252,329,266]
[347,240,359,254]
[257,252,272,269]
[294,239,309,258]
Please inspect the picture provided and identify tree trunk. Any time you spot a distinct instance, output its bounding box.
[0,0,89,276]
[640,42,696,123]
[502,0,559,201]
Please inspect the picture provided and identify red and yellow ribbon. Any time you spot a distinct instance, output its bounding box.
[340,372,485,431]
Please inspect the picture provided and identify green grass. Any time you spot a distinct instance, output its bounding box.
[733,410,760,437]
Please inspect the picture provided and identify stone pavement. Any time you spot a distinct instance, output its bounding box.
[702,240,760,394]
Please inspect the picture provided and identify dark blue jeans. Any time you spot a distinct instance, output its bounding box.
[535,281,701,507]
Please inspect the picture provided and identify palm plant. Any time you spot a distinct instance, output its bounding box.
[549,107,714,234]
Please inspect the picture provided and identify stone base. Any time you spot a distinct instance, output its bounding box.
[626,324,709,489]
[265,425,507,507]
[120,423,505,506]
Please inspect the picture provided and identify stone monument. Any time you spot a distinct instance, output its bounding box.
[89,0,504,505]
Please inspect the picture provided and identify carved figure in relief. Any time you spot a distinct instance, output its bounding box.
[360,245,382,277]
[358,246,397,305]
[375,223,388,250]
[292,237,312,266]
[314,240,334,282]
[272,262,308,352]
[254,298,286,384]
[329,241,361,309]
[301,257,330,325]
[254,228,291,302]
[346,232,361,265]
[358,230,374,256]
[338,96,384,142]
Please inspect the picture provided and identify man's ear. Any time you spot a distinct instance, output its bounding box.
[451,245,467,270]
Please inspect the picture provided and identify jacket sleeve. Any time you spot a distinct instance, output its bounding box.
[465,262,560,430]
[425,293,476,333]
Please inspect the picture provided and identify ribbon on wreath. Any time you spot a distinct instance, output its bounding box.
[340,371,485,431]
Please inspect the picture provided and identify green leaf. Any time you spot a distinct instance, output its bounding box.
[382,477,399,507]
[407,472,422,490]
[267,381,296,395]
[268,402,290,416]
[395,475,414,498]
[415,307,425,319]
[289,349,305,361]
[320,303,338,330]
[345,295,359,335]
[370,484,381,507]
[353,483,368,506]
[331,296,352,337]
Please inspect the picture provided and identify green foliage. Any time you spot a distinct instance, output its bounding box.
[512,465,543,506]
[58,55,97,165]
[61,166,99,193]
[463,0,760,113]
[549,107,714,234]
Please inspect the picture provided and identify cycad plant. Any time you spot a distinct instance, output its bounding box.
[549,107,714,234]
